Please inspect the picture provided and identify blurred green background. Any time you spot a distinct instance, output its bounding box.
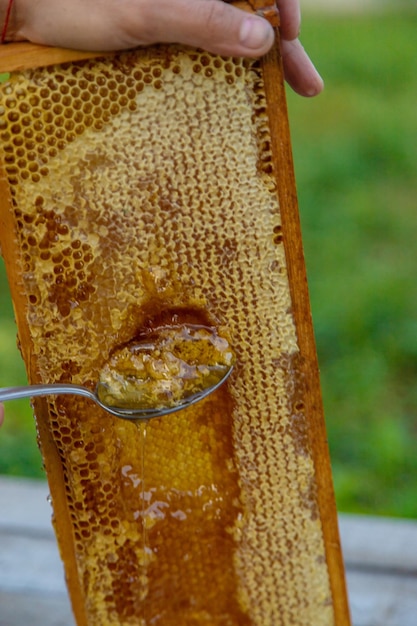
[1,7,416,517]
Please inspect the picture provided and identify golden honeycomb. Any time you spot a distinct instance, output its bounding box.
[0,44,342,625]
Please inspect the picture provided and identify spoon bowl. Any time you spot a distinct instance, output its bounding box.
[0,365,233,421]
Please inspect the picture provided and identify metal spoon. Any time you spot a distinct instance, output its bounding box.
[0,365,233,421]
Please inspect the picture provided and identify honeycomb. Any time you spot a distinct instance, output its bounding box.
[0,45,340,625]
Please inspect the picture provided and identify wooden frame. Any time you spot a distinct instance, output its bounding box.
[0,17,351,626]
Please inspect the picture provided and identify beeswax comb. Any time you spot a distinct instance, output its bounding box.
[0,6,350,625]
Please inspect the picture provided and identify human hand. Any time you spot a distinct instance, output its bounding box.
[8,0,322,97]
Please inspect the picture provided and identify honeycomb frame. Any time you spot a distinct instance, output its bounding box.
[0,27,350,626]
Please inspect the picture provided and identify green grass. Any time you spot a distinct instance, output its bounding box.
[1,11,417,515]
[0,269,44,477]
[287,11,417,517]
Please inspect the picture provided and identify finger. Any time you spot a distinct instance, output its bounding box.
[122,0,275,58]
[276,0,301,41]
[0,403,4,428]
[281,38,324,97]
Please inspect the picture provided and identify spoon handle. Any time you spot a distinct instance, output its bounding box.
[0,384,94,402]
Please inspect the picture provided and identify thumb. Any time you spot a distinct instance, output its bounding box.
[123,0,275,58]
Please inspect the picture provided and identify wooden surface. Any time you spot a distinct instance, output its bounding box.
[1,476,417,626]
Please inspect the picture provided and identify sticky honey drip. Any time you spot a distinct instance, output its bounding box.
[0,47,334,625]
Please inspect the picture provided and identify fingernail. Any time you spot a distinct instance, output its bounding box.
[239,17,273,50]
[307,75,324,97]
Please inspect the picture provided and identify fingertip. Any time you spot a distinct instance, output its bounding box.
[282,38,324,97]
[310,75,324,97]
[239,16,275,55]
[301,72,324,98]
[285,67,324,98]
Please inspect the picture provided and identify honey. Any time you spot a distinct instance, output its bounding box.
[0,42,347,626]
[97,323,234,411]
